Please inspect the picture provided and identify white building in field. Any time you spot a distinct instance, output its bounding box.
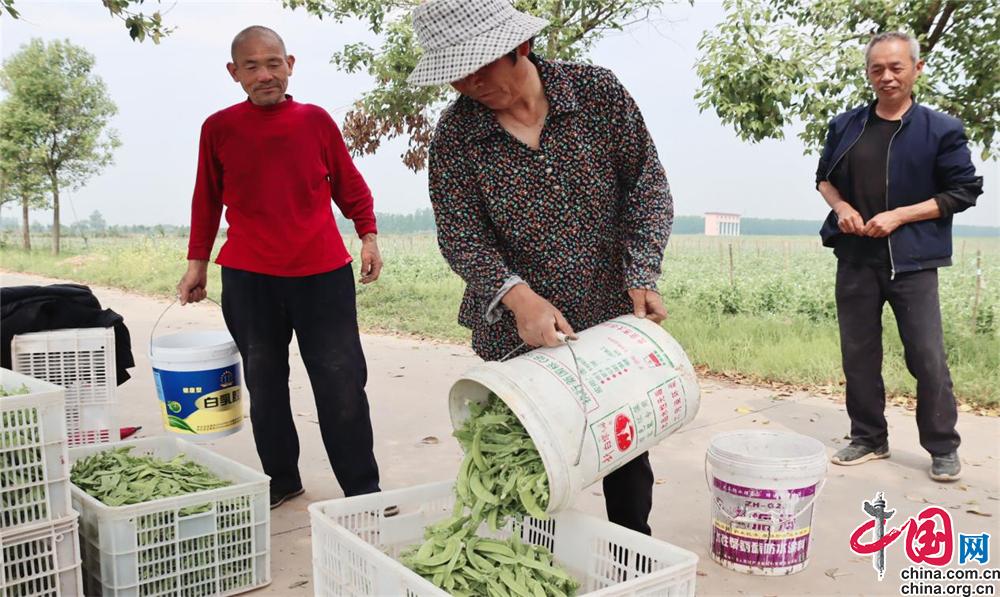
[704,212,741,236]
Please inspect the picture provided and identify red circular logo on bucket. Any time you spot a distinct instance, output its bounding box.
[615,414,635,451]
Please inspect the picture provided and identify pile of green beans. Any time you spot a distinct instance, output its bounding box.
[401,514,578,597]
[453,393,550,529]
[401,394,578,596]
[71,447,230,508]
[0,384,31,397]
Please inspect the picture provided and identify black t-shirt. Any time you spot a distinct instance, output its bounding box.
[833,111,900,266]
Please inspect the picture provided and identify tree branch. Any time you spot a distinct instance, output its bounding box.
[918,0,942,37]
[925,1,956,53]
[617,9,653,31]
[547,0,563,57]
[561,0,583,25]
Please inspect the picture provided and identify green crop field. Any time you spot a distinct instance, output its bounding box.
[2,233,997,407]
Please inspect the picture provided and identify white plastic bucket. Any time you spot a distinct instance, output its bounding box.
[150,330,244,442]
[706,430,828,575]
[449,315,700,513]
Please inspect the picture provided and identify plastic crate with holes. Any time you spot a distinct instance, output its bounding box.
[68,437,271,596]
[0,514,83,596]
[1,368,74,533]
[12,328,118,446]
[309,480,698,596]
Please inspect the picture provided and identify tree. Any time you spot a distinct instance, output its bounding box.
[0,158,50,251]
[0,39,120,254]
[283,0,684,171]
[87,209,107,234]
[1,0,173,43]
[694,0,1000,159]
[0,100,51,251]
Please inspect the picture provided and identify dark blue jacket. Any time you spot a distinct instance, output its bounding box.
[816,101,983,275]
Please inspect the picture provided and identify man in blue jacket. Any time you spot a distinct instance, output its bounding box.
[815,32,983,482]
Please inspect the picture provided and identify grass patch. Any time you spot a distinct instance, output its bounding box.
[2,233,997,408]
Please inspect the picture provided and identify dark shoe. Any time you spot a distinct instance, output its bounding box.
[384,505,400,517]
[930,452,962,482]
[270,487,305,509]
[831,442,890,466]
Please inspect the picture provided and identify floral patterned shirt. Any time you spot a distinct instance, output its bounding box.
[429,56,673,360]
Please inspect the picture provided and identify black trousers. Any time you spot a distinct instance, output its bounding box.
[221,265,380,496]
[603,452,654,535]
[835,261,960,456]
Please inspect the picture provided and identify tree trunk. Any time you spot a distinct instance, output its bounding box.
[21,197,31,251]
[50,172,60,255]
[547,0,562,58]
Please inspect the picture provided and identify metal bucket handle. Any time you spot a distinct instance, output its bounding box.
[149,297,223,354]
[498,333,590,466]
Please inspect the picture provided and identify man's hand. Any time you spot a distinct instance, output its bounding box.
[359,233,383,284]
[502,284,576,348]
[177,260,208,305]
[835,203,865,235]
[628,288,667,323]
[863,211,903,238]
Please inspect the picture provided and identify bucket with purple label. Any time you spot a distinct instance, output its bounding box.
[706,430,827,575]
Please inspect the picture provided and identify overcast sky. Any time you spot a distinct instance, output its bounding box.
[2,0,997,228]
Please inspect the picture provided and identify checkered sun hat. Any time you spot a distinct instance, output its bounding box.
[407,0,549,87]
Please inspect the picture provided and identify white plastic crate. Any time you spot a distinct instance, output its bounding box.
[68,436,271,597]
[0,368,73,532]
[12,327,118,446]
[309,481,698,596]
[0,514,83,597]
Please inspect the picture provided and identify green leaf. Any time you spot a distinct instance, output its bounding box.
[292,0,685,170]
[167,415,196,433]
[694,0,999,159]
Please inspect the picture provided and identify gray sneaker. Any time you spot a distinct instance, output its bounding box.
[930,452,962,482]
[831,442,890,466]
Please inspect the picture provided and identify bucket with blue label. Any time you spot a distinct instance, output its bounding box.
[150,329,244,442]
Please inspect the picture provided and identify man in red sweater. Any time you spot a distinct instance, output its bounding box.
[178,26,385,510]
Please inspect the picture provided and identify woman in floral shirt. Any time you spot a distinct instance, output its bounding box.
[410,0,673,536]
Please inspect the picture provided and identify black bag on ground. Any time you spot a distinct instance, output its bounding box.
[0,283,135,385]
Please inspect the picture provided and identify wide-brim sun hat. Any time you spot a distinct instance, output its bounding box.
[408,0,549,87]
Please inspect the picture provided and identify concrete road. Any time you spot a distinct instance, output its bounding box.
[3,271,997,596]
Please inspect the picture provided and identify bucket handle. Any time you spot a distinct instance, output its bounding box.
[498,334,590,467]
[704,454,826,526]
[150,297,223,353]
[559,335,589,467]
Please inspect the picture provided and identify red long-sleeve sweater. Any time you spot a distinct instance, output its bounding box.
[187,97,376,276]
